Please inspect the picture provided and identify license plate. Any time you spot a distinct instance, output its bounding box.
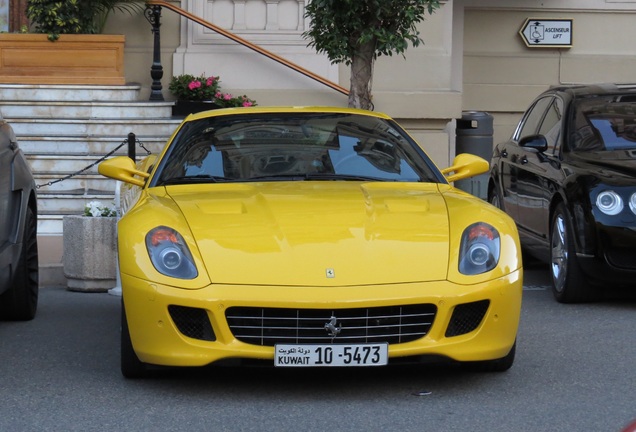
[274,343,388,367]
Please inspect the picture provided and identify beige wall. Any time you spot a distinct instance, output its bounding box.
[462,2,636,145]
[103,5,182,101]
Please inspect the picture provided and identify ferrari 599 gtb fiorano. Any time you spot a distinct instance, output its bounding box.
[99,107,522,378]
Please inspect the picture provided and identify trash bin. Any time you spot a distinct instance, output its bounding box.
[454,111,493,199]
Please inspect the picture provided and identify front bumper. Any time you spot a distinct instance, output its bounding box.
[578,224,636,286]
[122,270,523,367]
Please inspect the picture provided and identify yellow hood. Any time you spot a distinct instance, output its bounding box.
[167,182,450,286]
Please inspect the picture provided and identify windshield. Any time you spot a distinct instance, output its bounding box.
[571,96,636,151]
[153,112,442,186]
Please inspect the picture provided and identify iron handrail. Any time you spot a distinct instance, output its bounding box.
[146,0,349,97]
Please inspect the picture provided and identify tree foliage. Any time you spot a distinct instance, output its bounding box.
[26,0,146,39]
[303,0,441,109]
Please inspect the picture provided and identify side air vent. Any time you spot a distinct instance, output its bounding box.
[168,305,216,341]
[445,300,490,337]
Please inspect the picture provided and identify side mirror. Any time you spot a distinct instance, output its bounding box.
[519,134,548,152]
[441,153,489,183]
[98,156,150,187]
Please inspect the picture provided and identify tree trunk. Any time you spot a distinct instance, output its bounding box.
[348,39,375,110]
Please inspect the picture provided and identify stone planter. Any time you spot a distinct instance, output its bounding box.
[0,34,125,85]
[63,216,117,292]
[172,100,222,117]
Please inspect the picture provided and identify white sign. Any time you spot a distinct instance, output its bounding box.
[519,18,573,48]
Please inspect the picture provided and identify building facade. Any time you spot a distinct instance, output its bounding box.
[6,0,636,282]
[106,0,636,166]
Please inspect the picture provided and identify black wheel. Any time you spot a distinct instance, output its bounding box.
[463,341,516,372]
[121,302,148,379]
[0,206,39,321]
[550,203,597,303]
[488,185,503,210]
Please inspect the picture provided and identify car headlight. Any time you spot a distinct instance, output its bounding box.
[630,193,636,215]
[459,223,500,275]
[145,226,198,279]
[596,190,623,215]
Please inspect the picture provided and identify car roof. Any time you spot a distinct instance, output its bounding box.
[548,83,636,99]
[185,106,394,121]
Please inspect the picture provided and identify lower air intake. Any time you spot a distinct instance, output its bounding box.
[445,300,490,337]
[168,305,216,341]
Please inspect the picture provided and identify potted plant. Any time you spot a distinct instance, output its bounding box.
[0,0,145,85]
[169,73,257,117]
[27,0,146,40]
[63,201,118,292]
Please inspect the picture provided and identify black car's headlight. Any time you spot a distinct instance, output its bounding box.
[459,223,500,275]
[145,226,198,279]
[630,192,636,215]
[596,190,624,215]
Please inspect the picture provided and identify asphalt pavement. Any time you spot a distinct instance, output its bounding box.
[1,262,635,432]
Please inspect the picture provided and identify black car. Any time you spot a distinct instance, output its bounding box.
[0,115,38,320]
[488,83,636,303]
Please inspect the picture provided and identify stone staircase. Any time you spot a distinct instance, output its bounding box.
[0,84,182,286]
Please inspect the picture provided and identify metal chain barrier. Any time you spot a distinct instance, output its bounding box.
[36,135,151,190]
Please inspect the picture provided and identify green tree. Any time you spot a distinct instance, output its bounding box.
[303,0,441,109]
[27,0,145,39]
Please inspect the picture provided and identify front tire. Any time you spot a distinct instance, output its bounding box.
[121,302,148,379]
[550,203,596,303]
[0,206,39,321]
[463,342,516,372]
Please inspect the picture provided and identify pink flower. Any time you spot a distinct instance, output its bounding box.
[242,101,253,107]
[188,80,202,90]
[215,92,222,99]
[206,77,216,86]
[223,93,232,100]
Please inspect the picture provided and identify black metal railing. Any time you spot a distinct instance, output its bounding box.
[144,0,349,102]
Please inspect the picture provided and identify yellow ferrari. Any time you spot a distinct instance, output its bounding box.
[99,107,522,378]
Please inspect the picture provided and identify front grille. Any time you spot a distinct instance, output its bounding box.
[606,247,636,270]
[600,228,636,270]
[168,305,216,341]
[445,300,490,337]
[226,305,437,346]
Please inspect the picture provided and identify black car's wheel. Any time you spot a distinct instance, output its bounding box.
[550,203,596,303]
[121,302,148,379]
[463,341,516,372]
[0,206,39,321]
[488,185,503,210]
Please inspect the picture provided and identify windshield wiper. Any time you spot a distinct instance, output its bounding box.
[247,173,387,182]
[159,174,233,185]
[303,173,386,181]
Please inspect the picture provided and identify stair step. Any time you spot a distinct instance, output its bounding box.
[29,155,123,175]
[9,117,181,136]
[19,135,165,155]
[0,83,143,101]
[38,194,117,214]
[35,174,117,194]
[1,100,174,119]
[37,215,64,236]
[1,83,179,237]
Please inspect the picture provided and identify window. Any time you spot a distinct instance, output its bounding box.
[516,97,554,141]
[538,98,563,155]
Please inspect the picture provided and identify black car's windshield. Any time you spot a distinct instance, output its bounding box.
[153,112,442,186]
[571,96,636,151]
